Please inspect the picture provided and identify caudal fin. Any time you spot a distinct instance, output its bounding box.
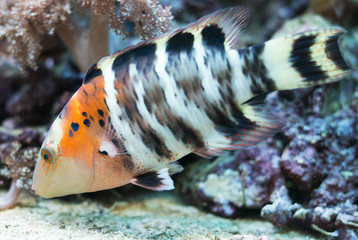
[205,28,352,157]
[261,28,352,90]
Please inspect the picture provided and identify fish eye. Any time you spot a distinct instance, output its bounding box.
[41,147,56,164]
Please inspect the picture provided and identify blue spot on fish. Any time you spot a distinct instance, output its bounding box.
[71,122,79,132]
[84,119,90,127]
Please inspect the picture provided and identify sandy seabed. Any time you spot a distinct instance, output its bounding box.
[0,189,322,240]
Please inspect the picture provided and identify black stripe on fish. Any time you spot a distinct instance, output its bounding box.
[251,43,277,92]
[111,138,132,171]
[124,105,133,122]
[325,35,351,71]
[290,35,328,82]
[211,58,233,88]
[176,76,202,100]
[144,95,152,113]
[112,49,131,74]
[204,83,256,135]
[201,25,225,51]
[239,44,277,95]
[83,63,102,85]
[166,116,204,148]
[143,85,166,114]
[166,31,194,54]
[205,104,236,130]
[133,43,157,71]
[139,126,171,160]
[112,43,157,76]
[104,99,109,111]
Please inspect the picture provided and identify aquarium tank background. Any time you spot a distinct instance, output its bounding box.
[0,0,357,239]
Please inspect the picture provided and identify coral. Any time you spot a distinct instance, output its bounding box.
[0,180,22,209]
[117,0,173,39]
[0,0,173,72]
[0,136,41,209]
[0,0,72,70]
[0,126,45,210]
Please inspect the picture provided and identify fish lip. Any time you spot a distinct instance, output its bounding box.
[31,153,94,198]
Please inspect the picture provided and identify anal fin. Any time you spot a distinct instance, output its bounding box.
[195,99,283,157]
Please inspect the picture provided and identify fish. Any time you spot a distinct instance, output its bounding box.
[32,7,352,198]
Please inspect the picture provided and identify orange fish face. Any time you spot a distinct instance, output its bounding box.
[32,75,129,198]
[32,114,95,198]
[32,88,99,198]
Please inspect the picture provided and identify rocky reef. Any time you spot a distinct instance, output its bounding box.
[177,85,358,238]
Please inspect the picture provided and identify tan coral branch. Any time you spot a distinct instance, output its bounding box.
[0,180,23,210]
[56,10,109,73]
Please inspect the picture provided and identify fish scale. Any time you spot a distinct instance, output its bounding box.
[32,7,352,198]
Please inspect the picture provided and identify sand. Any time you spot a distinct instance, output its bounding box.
[0,189,322,240]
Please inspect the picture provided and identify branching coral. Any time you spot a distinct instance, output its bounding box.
[0,0,72,70]
[118,0,172,39]
[0,128,42,210]
[0,0,173,72]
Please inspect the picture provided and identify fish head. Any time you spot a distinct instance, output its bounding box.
[32,73,116,198]
[32,72,134,198]
[32,92,98,198]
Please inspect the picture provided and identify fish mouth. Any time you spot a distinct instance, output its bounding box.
[31,155,94,198]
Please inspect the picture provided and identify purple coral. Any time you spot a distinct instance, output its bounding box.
[177,142,284,218]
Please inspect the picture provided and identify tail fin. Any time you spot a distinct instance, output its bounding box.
[193,29,352,158]
[261,28,352,90]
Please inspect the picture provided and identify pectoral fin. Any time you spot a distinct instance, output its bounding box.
[130,163,183,191]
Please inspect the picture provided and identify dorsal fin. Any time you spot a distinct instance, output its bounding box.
[114,7,249,56]
[184,7,249,49]
[103,7,249,70]
[83,63,102,85]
